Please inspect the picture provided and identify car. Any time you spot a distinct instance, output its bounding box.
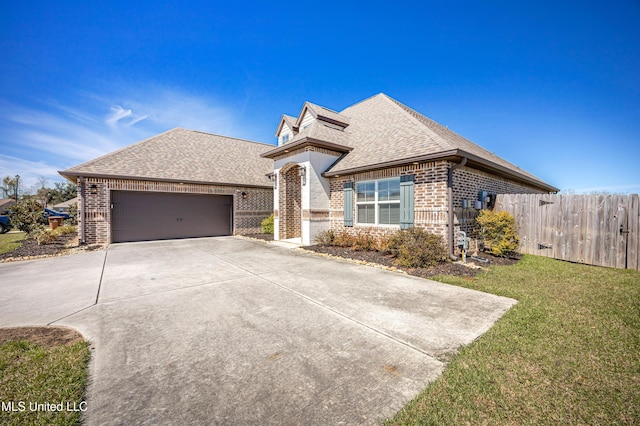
[0,214,10,233]
[44,208,71,220]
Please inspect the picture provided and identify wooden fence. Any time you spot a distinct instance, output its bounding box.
[494,193,640,271]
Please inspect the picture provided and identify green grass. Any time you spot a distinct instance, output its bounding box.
[0,340,90,425]
[388,255,640,425]
[0,232,26,255]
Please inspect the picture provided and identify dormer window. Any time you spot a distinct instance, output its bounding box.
[281,134,290,144]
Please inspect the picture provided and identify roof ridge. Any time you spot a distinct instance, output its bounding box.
[379,94,454,152]
[340,92,389,113]
[385,97,541,180]
[189,129,274,147]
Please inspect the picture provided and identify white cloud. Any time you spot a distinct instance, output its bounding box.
[0,86,245,192]
[105,105,148,127]
[0,154,64,192]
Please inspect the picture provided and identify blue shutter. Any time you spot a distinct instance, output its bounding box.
[400,175,414,229]
[343,182,354,227]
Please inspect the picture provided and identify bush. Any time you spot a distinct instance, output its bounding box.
[387,227,446,268]
[314,229,335,246]
[261,214,274,234]
[7,199,46,234]
[332,230,356,248]
[351,229,377,251]
[31,227,56,245]
[67,202,78,225]
[52,224,76,237]
[476,209,519,257]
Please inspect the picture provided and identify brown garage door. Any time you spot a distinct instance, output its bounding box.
[111,191,232,243]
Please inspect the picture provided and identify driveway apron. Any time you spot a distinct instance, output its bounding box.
[0,237,516,425]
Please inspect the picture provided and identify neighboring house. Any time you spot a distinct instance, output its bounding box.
[0,198,16,213]
[59,129,274,244]
[53,196,78,213]
[261,93,557,255]
[60,93,557,249]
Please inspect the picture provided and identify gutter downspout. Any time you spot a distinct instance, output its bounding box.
[79,176,85,245]
[448,157,467,261]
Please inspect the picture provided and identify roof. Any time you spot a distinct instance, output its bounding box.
[296,102,350,128]
[0,199,16,210]
[275,114,298,137]
[60,128,275,188]
[53,197,78,209]
[267,93,557,192]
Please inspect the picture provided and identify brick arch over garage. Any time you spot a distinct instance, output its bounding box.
[278,163,302,240]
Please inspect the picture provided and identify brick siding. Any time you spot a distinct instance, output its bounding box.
[330,161,547,250]
[277,166,302,239]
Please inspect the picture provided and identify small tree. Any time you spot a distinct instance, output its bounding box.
[7,199,46,234]
[261,214,274,234]
[476,210,519,257]
[67,201,79,225]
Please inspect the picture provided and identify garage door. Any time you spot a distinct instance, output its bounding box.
[111,191,232,243]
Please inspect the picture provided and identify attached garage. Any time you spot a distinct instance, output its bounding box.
[59,128,275,245]
[111,191,232,243]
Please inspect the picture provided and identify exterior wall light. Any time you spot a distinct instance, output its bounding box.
[89,184,98,195]
[298,166,307,186]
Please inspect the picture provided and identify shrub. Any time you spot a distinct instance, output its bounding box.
[7,199,46,234]
[31,227,56,245]
[261,214,274,234]
[67,202,78,225]
[387,227,446,268]
[314,229,335,246]
[332,231,356,248]
[351,229,377,251]
[51,224,76,237]
[476,209,519,257]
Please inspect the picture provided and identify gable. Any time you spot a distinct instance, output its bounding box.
[299,110,315,130]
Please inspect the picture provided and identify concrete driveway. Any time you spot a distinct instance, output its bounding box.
[0,237,516,425]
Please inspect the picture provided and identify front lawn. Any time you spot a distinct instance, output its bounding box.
[0,232,26,255]
[0,328,90,426]
[388,255,640,425]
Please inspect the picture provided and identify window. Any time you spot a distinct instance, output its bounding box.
[280,134,290,145]
[355,178,400,225]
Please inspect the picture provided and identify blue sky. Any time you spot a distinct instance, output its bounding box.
[1,1,639,194]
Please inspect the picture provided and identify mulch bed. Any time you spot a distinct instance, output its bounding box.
[304,245,520,278]
[0,326,84,348]
[0,233,103,262]
[0,234,75,261]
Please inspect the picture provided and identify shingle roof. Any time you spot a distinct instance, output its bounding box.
[60,128,275,188]
[320,93,556,191]
[296,102,350,128]
[275,114,298,137]
[0,199,16,210]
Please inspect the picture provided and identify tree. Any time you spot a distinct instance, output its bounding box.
[1,176,19,200]
[7,199,46,234]
[50,181,77,205]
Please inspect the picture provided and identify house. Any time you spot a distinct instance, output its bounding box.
[60,93,557,249]
[52,196,78,213]
[0,198,16,213]
[262,93,557,255]
[59,129,274,244]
